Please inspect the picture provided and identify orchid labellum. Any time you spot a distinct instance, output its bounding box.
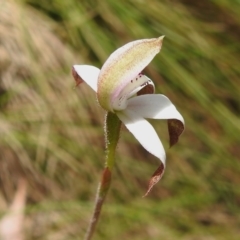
[72,36,184,196]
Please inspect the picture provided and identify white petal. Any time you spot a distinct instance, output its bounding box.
[117,109,166,166]
[112,74,154,111]
[73,65,100,92]
[127,94,184,123]
[129,75,155,97]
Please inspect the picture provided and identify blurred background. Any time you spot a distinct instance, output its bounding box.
[0,0,240,239]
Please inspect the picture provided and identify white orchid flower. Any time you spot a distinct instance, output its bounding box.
[72,36,184,195]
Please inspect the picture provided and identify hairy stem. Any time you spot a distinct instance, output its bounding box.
[84,112,121,240]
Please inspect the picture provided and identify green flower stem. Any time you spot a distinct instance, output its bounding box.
[104,111,122,170]
[84,112,121,240]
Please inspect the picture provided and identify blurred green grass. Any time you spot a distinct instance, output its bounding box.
[0,0,240,239]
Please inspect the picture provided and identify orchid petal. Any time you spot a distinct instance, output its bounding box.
[167,119,185,147]
[127,94,185,147]
[72,65,100,92]
[137,78,155,95]
[112,74,154,111]
[144,164,165,197]
[97,36,164,111]
[127,94,184,122]
[117,109,166,166]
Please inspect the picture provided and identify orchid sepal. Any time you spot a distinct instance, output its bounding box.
[97,36,165,112]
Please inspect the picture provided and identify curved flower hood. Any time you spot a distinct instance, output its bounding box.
[97,36,164,112]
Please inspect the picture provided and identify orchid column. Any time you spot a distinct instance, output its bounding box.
[72,36,184,240]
